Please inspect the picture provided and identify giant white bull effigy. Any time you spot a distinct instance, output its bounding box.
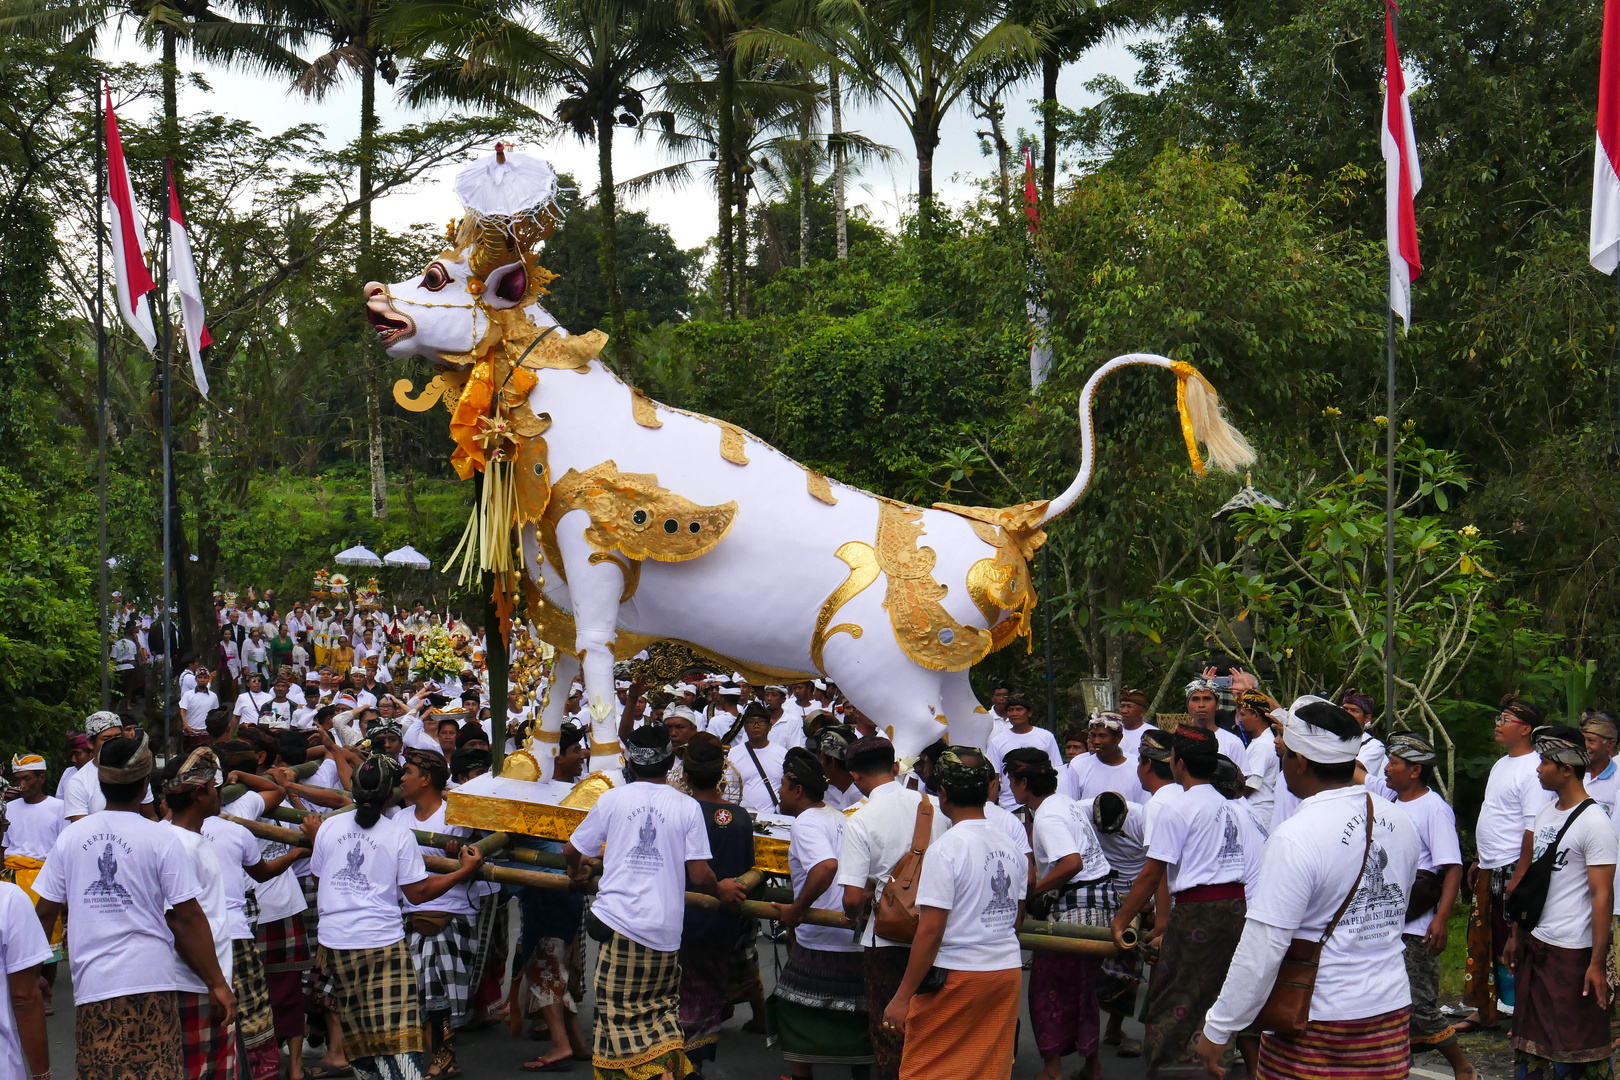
[373,148,1254,796]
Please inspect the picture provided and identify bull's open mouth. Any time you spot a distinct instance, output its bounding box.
[366,305,415,345]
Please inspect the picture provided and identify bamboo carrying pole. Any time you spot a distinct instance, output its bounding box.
[222,816,1124,956]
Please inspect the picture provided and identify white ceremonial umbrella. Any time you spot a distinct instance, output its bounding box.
[334,544,383,567]
[384,544,432,570]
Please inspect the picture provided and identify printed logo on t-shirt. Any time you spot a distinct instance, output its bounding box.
[1534,822,1578,869]
[82,841,134,912]
[714,808,733,826]
[625,807,664,870]
[1216,807,1244,868]
[332,842,371,893]
[979,856,1019,929]
[1344,841,1406,937]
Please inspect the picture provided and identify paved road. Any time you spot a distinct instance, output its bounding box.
[39,933,1506,1079]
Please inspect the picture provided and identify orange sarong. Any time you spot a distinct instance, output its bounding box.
[899,967,1020,1080]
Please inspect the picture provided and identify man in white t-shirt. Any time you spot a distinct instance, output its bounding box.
[1116,687,1157,759]
[1235,688,1280,830]
[1199,696,1419,1079]
[1503,725,1618,1075]
[1373,732,1474,1080]
[1063,713,1146,805]
[233,672,274,727]
[1460,697,1553,1030]
[879,748,1026,1078]
[4,753,65,1004]
[564,725,725,1080]
[33,732,234,1079]
[731,707,787,816]
[1579,711,1620,818]
[986,692,1062,812]
[0,866,51,1080]
[835,734,949,1075]
[1341,690,1389,778]
[1113,724,1251,1076]
[63,712,156,821]
[1185,675,1247,764]
[179,667,221,748]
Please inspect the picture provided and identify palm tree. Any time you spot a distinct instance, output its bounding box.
[398,0,682,376]
[743,0,1040,228]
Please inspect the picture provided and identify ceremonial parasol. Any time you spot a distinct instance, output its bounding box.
[384,544,432,570]
[334,544,383,567]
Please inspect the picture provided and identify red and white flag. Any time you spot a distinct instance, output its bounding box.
[1381,2,1422,326]
[1023,146,1052,388]
[167,159,212,397]
[104,81,156,352]
[1592,0,1620,272]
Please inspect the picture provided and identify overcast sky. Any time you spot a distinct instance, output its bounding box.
[109,30,1151,251]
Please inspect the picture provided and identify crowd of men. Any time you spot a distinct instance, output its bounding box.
[2,659,1618,1080]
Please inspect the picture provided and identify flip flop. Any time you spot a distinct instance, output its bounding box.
[306,1065,354,1079]
[1452,1016,1498,1034]
[519,1057,573,1073]
[1116,1037,1142,1058]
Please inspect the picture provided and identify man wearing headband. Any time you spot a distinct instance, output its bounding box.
[1063,713,1147,806]
[879,748,1027,1078]
[814,724,861,811]
[1501,725,1617,1078]
[665,704,744,804]
[1374,733,1474,1080]
[56,733,93,800]
[1186,672,1247,764]
[564,724,720,1080]
[179,665,221,750]
[730,704,787,816]
[62,711,156,821]
[1198,698,1420,1080]
[6,753,65,1000]
[705,682,746,746]
[770,747,872,1076]
[987,691,1063,813]
[1113,724,1254,1076]
[1579,710,1620,819]
[1459,696,1554,1032]
[35,732,235,1080]
[835,734,949,1077]
[1340,691,1389,778]
[1234,687,1281,830]
[1116,687,1157,758]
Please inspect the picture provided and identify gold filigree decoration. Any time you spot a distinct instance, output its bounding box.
[806,471,838,505]
[546,461,738,564]
[513,435,550,526]
[811,542,880,673]
[393,368,471,414]
[932,499,1050,560]
[588,551,643,604]
[631,389,663,429]
[559,771,617,809]
[963,519,1038,655]
[875,502,993,672]
[499,749,540,781]
[717,422,750,465]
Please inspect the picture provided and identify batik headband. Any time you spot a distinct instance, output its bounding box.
[934,748,993,788]
[625,732,675,766]
[1089,713,1124,732]
[1387,732,1437,765]
[165,747,220,792]
[1581,712,1619,741]
[98,732,154,783]
[84,710,122,738]
[1533,726,1590,768]
[1185,677,1216,696]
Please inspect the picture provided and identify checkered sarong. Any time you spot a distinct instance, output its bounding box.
[406,914,477,1026]
[180,989,238,1080]
[232,938,276,1050]
[465,890,503,998]
[592,929,691,1079]
[317,939,426,1060]
[256,911,311,973]
[298,872,319,942]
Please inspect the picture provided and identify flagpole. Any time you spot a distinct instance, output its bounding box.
[95,81,110,712]
[1384,0,1401,735]
[159,161,175,755]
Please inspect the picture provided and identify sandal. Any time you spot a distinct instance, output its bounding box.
[1116,1037,1142,1058]
[519,1053,574,1073]
[306,1065,354,1079]
[1452,1015,1499,1035]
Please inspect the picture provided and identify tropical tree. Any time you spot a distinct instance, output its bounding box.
[398,0,683,378]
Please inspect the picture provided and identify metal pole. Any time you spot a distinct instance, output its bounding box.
[95,81,110,711]
[1383,2,1400,735]
[160,161,174,752]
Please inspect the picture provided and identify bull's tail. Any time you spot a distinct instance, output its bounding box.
[1038,353,1255,526]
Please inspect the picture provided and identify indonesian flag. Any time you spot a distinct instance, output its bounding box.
[1024,146,1052,388]
[167,159,212,397]
[105,81,156,352]
[1592,0,1620,272]
[1381,2,1422,326]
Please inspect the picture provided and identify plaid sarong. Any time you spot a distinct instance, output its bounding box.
[466,889,503,1003]
[257,912,312,973]
[406,913,478,1027]
[299,872,320,942]
[317,939,427,1061]
[76,991,184,1080]
[180,989,239,1080]
[592,929,692,1079]
[1258,1007,1411,1080]
[232,938,276,1051]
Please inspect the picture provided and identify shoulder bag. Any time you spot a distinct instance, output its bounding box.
[744,741,780,812]
[1255,794,1374,1037]
[872,795,935,944]
[1504,799,1595,931]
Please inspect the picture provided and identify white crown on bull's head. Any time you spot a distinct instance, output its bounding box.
[445,144,565,300]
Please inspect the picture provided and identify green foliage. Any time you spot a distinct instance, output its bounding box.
[541,185,703,334]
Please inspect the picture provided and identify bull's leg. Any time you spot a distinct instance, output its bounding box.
[553,508,629,774]
[940,667,993,750]
[820,622,951,760]
[532,650,580,782]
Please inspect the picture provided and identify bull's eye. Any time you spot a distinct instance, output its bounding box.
[420,262,450,292]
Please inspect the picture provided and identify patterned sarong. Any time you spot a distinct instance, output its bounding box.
[318,940,427,1062]
[679,938,731,1061]
[524,936,577,1013]
[1512,937,1613,1064]
[257,912,312,972]
[1257,1007,1411,1080]
[1144,895,1245,1074]
[1403,933,1456,1048]
[1465,864,1513,1024]
[298,872,320,942]
[180,989,239,1080]
[406,913,478,1027]
[3,855,64,960]
[76,991,184,1080]
[592,929,693,1080]
[899,967,1021,1080]
[768,943,873,1065]
[1030,900,1106,1060]
[864,945,911,1080]
[232,938,276,1051]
